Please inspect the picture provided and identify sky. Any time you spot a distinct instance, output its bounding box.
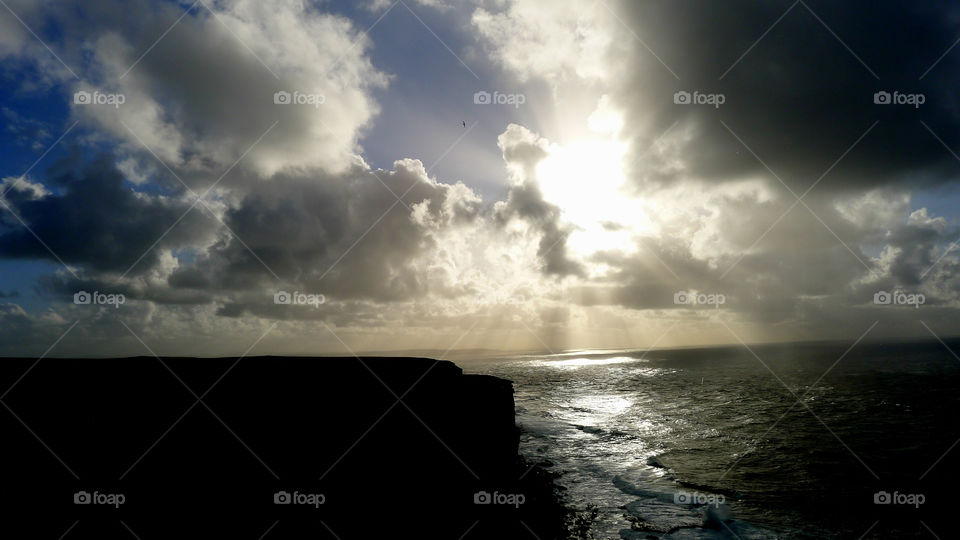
[2,0,960,357]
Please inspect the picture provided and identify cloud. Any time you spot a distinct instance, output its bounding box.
[174,158,487,305]
[3,107,52,151]
[608,0,960,193]
[3,0,387,181]
[494,124,585,277]
[5,0,960,355]
[367,0,451,11]
[466,0,960,337]
[473,0,960,193]
[0,153,212,275]
[471,0,613,84]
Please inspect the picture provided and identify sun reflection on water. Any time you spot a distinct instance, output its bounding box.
[535,356,640,368]
[569,394,633,417]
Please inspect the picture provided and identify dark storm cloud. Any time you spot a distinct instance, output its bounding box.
[0,153,211,275]
[167,160,484,307]
[615,0,960,193]
[495,180,585,277]
[26,157,487,317]
[37,271,214,305]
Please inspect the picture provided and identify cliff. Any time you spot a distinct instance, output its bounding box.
[0,357,571,538]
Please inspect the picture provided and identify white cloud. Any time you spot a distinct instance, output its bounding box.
[471,0,616,84]
[72,0,387,179]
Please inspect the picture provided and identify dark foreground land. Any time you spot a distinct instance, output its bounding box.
[0,357,579,539]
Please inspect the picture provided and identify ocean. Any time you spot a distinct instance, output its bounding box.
[458,340,960,538]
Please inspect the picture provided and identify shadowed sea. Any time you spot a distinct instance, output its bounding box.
[459,341,960,538]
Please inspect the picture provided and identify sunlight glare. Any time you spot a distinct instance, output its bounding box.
[535,136,649,258]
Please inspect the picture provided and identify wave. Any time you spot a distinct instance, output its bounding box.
[614,475,782,539]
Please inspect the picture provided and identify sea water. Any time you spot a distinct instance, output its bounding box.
[459,341,960,538]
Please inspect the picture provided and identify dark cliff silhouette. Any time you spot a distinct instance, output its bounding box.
[0,357,577,539]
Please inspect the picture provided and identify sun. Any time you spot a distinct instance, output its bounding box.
[534,136,649,258]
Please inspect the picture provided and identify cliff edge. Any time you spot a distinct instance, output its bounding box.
[0,356,572,538]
